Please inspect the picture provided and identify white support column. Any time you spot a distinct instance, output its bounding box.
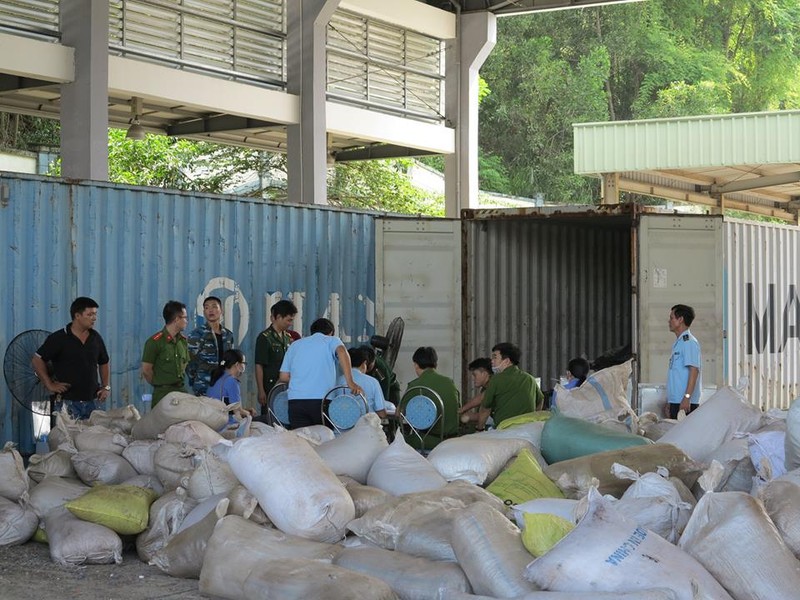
[444,12,496,218]
[287,0,341,205]
[601,172,620,204]
[59,0,108,181]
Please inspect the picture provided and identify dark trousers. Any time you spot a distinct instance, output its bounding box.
[288,399,324,429]
[668,403,699,419]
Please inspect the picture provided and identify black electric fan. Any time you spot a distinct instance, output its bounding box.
[3,329,52,416]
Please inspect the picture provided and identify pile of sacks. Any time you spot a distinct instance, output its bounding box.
[2,375,800,600]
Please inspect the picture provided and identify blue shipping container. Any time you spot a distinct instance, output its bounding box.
[0,174,376,452]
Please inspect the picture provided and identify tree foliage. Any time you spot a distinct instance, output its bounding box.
[478,0,800,203]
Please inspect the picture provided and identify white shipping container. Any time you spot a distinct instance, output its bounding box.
[375,208,800,410]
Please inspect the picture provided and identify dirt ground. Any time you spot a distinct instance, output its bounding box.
[0,542,205,600]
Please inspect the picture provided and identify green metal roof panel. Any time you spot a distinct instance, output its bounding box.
[573,110,800,174]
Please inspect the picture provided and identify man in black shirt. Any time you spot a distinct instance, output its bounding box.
[32,297,110,422]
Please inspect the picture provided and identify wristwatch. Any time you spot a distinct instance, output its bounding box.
[683,393,691,399]
[103,385,111,391]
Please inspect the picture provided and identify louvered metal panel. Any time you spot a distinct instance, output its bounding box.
[0,173,375,452]
[464,214,633,392]
[0,0,59,39]
[327,9,444,122]
[109,0,286,87]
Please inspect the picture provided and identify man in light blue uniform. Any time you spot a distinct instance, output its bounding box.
[279,317,362,429]
[338,347,387,418]
[666,304,702,419]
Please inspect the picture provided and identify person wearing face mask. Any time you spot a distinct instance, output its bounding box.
[458,357,493,425]
[475,342,543,431]
[207,349,254,431]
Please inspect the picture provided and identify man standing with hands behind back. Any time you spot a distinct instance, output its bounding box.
[666,304,702,419]
[32,296,110,422]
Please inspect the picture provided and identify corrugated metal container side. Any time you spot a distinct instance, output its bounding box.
[464,214,633,392]
[0,174,376,451]
[725,218,800,410]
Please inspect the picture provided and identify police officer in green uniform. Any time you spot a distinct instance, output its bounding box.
[254,299,298,416]
[142,300,190,405]
[477,342,543,430]
[402,346,460,451]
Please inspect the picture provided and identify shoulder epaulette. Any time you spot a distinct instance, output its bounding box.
[682,334,689,341]
[152,331,163,340]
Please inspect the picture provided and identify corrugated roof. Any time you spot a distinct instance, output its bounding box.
[573,110,800,222]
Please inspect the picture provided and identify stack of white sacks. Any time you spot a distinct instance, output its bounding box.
[2,366,800,600]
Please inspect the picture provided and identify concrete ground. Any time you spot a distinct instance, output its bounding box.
[0,542,204,600]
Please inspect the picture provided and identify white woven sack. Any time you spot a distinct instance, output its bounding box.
[0,496,38,546]
[44,506,122,566]
[315,413,388,483]
[706,436,755,492]
[339,477,392,518]
[759,469,800,558]
[28,476,90,518]
[512,498,580,529]
[612,465,692,542]
[347,482,504,557]
[182,449,239,501]
[427,435,534,485]
[202,556,398,600]
[47,410,83,451]
[122,439,165,476]
[154,442,196,491]
[477,421,545,449]
[0,442,29,502]
[748,429,786,484]
[122,474,165,496]
[523,489,733,600]
[551,360,637,430]
[136,487,197,562]
[452,503,537,598]
[679,491,800,599]
[367,435,447,496]
[439,590,679,600]
[163,421,225,449]
[88,404,141,434]
[225,430,354,542]
[27,449,77,483]
[71,450,138,486]
[131,392,228,440]
[151,497,228,579]
[294,424,336,446]
[198,515,344,598]
[658,386,763,463]
[333,545,472,600]
[73,427,130,455]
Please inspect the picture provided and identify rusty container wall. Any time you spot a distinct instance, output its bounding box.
[463,211,634,393]
[725,218,800,410]
[0,174,376,451]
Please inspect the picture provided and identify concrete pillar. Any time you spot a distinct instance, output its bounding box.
[287,0,341,205]
[444,12,496,218]
[59,0,108,181]
[601,172,620,204]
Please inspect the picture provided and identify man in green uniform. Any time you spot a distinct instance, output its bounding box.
[402,346,460,450]
[254,299,297,417]
[141,300,190,405]
[362,345,401,408]
[477,342,543,430]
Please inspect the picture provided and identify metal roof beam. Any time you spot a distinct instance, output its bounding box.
[335,144,437,162]
[0,75,56,94]
[167,115,280,136]
[703,171,800,194]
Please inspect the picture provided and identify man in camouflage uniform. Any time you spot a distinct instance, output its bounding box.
[187,296,235,396]
[255,299,298,417]
[141,300,190,405]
